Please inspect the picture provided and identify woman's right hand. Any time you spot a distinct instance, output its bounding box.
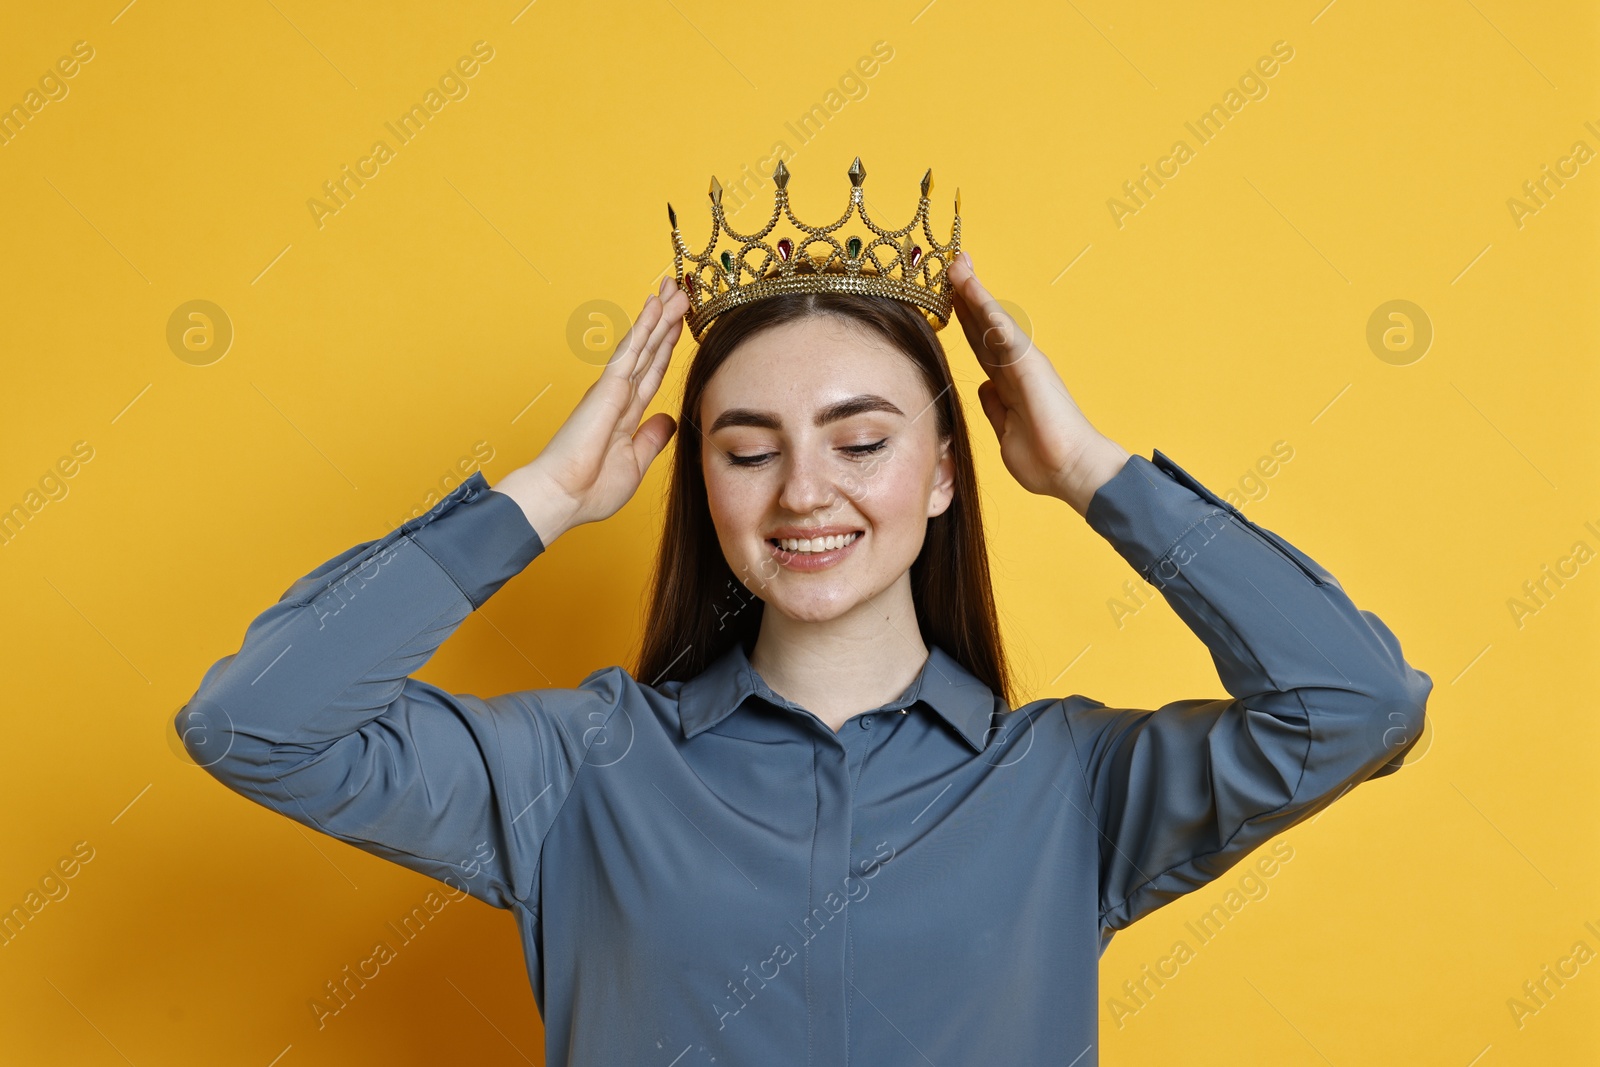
[492,278,690,546]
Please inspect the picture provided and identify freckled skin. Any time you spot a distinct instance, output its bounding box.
[699,316,955,628]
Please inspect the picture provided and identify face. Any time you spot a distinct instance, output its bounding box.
[699,315,956,625]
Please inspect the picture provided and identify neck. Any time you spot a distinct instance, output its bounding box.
[747,578,928,733]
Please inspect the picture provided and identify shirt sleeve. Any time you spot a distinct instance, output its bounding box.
[175,471,624,912]
[1067,449,1432,940]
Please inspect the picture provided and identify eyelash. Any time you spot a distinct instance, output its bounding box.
[726,439,889,468]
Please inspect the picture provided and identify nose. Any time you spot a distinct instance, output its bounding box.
[776,448,841,521]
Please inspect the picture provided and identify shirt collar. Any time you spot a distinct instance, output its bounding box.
[677,640,997,753]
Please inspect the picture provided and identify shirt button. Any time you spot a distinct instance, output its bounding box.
[860,716,874,729]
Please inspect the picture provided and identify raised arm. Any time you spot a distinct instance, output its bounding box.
[941,252,1431,941]
[177,277,691,911]
[1069,449,1430,935]
[179,475,568,909]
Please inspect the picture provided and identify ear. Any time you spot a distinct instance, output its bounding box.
[927,437,957,518]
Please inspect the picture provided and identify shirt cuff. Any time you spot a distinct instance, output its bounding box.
[1083,449,1232,576]
[408,471,545,609]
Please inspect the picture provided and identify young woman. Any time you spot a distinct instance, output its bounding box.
[180,251,1431,1065]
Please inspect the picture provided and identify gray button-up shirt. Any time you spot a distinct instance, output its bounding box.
[179,449,1432,1065]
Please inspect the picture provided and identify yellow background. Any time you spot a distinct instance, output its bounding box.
[2,0,1596,1063]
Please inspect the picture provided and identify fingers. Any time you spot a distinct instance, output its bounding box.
[592,282,688,430]
[605,290,665,383]
[620,286,687,428]
[948,252,1030,373]
[605,279,684,381]
[630,285,684,386]
[949,256,1000,367]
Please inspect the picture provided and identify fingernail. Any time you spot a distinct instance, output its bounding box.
[658,277,671,297]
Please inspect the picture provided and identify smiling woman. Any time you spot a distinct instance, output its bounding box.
[635,271,1009,723]
[182,195,1431,1065]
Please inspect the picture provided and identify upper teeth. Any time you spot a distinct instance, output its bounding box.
[775,532,860,553]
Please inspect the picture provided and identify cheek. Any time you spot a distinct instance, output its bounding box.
[861,453,932,518]
[703,467,763,537]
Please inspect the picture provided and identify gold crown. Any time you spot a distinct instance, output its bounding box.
[668,156,962,341]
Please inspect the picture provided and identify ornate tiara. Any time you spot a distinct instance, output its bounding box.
[667,157,962,341]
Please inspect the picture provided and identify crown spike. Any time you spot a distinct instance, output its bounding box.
[773,159,790,190]
[848,157,866,187]
[667,202,677,228]
[920,168,932,199]
[955,187,961,214]
[709,176,723,206]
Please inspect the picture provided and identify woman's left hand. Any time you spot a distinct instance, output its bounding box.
[946,251,1131,516]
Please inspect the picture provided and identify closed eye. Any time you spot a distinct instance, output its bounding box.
[726,439,889,468]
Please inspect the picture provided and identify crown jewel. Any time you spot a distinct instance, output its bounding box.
[668,156,962,340]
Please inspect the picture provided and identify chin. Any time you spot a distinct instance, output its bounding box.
[766,596,861,625]
[763,568,886,621]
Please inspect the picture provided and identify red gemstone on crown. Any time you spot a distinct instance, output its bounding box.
[777,238,792,261]
[909,246,922,268]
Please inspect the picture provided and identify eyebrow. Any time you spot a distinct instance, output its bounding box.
[708,393,906,434]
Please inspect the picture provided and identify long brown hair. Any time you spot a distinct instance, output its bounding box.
[631,275,1016,709]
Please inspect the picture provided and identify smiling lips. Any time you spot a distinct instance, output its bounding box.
[770,531,861,553]
[766,529,864,571]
